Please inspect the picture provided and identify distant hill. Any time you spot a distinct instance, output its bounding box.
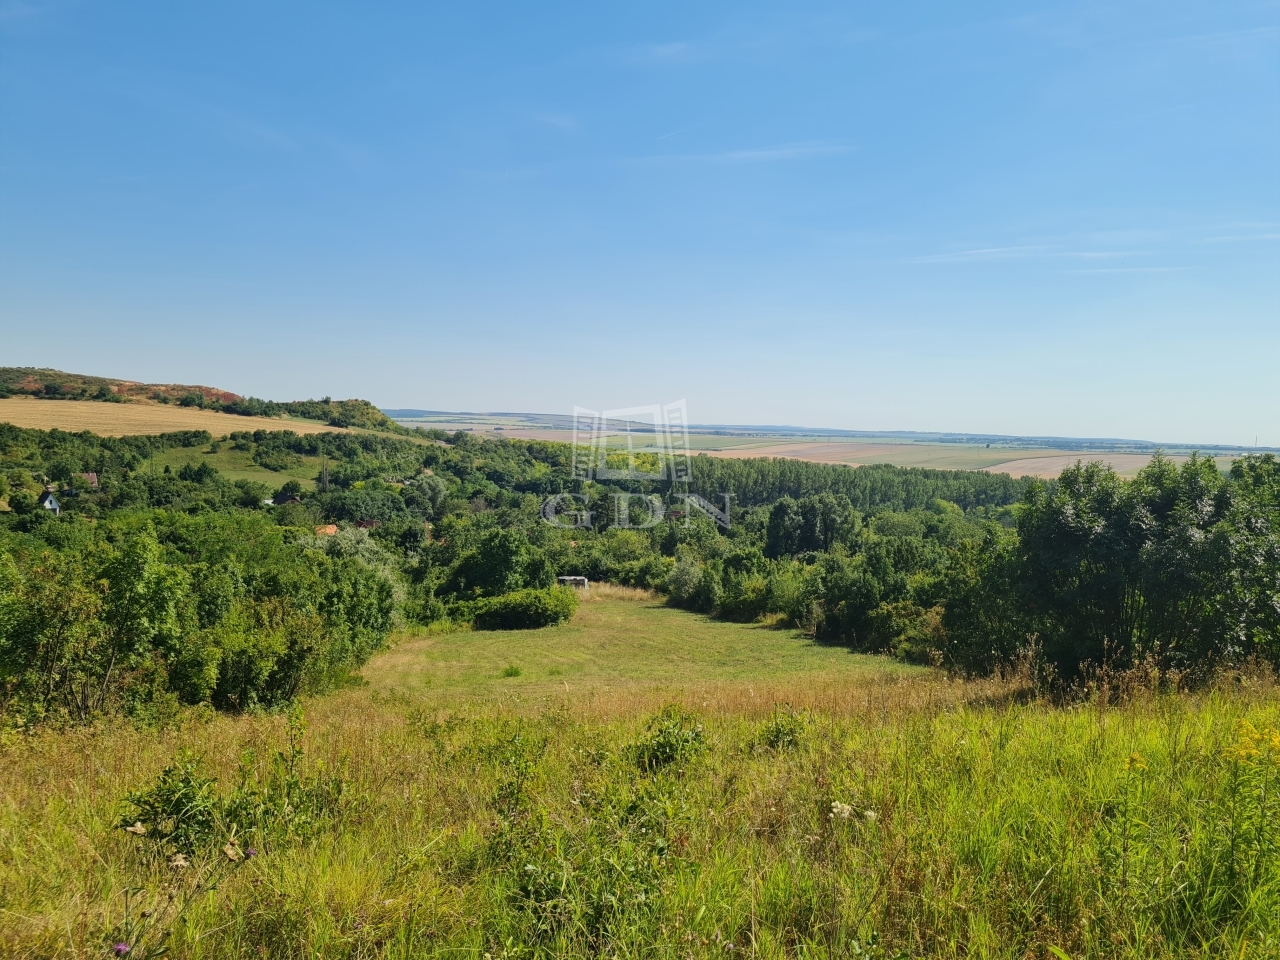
[0,367,398,431]
[0,366,238,405]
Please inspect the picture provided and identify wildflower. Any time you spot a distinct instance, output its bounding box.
[245,847,258,859]
[1124,752,1147,772]
[830,801,853,821]
[124,821,147,835]
[1225,721,1265,762]
[864,810,877,822]
[113,944,131,956]
[169,853,189,869]
[224,841,243,862]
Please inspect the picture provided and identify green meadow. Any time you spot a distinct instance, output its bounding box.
[370,587,918,704]
[149,444,325,491]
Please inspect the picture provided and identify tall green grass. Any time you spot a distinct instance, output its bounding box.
[2,672,1278,958]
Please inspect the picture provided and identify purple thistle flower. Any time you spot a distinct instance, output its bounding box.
[113,945,131,956]
[245,847,258,859]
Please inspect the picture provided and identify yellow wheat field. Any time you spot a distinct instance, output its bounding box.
[0,397,341,437]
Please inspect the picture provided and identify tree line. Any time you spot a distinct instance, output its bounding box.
[3,421,1277,723]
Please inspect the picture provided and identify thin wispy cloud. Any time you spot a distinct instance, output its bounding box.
[215,110,299,152]
[656,122,709,142]
[639,140,847,165]
[463,167,546,182]
[1065,251,1141,260]
[1160,24,1280,49]
[0,1,43,23]
[530,112,579,132]
[1067,266,1183,274]
[620,40,706,66]
[909,245,1053,263]
[646,41,692,60]
[717,141,845,163]
[907,246,1162,266]
[1201,232,1280,244]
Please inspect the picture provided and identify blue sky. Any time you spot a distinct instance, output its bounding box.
[1,1,1277,445]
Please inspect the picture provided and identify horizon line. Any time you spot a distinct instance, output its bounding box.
[380,409,1275,455]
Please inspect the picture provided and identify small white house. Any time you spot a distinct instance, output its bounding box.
[36,490,60,516]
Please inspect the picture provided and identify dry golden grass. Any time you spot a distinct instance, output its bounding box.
[0,397,341,437]
[579,582,658,602]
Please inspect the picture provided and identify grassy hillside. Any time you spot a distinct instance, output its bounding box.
[2,594,1278,958]
[0,366,239,404]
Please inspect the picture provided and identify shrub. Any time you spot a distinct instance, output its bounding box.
[866,599,946,664]
[473,586,578,630]
[719,572,770,622]
[753,704,811,752]
[119,711,346,858]
[119,752,221,856]
[7,490,37,515]
[632,706,705,772]
[665,557,704,606]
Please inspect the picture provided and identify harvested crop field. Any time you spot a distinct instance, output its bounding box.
[699,440,1020,470]
[983,453,1193,478]
[0,397,340,437]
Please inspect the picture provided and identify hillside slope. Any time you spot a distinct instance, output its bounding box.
[0,366,396,430]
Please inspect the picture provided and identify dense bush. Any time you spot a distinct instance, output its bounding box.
[938,454,1280,678]
[472,586,578,630]
[0,514,398,720]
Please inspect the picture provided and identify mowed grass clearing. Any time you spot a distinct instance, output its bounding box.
[368,587,917,706]
[0,396,339,437]
[149,445,326,490]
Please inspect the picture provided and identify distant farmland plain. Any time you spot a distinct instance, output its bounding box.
[0,397,1255,478]
[390,416,1233,478]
